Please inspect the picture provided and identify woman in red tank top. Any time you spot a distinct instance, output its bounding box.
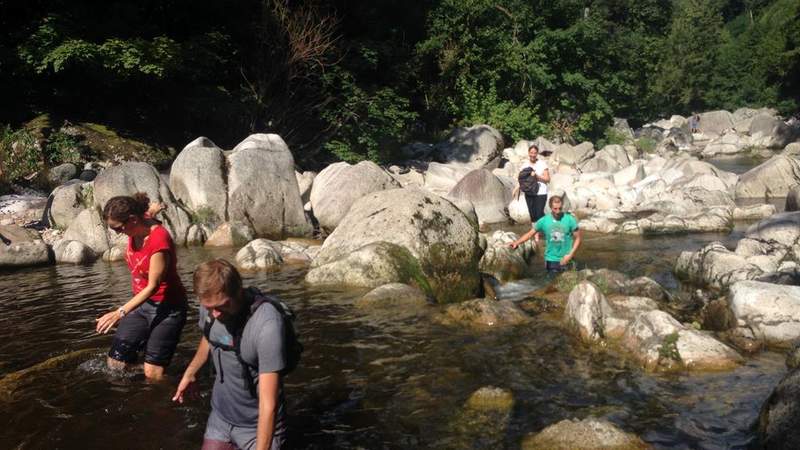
[97,193,188,380]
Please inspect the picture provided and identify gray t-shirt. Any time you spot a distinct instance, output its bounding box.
[199,288,286,432]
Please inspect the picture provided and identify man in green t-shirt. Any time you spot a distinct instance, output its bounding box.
[509,195,582,274]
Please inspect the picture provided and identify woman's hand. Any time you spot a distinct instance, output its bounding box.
[96,310,121,334]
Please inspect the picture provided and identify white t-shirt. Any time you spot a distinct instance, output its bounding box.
[520,159,549,195]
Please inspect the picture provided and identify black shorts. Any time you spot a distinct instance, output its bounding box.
[545,260,568,274]
[109,300,187,366]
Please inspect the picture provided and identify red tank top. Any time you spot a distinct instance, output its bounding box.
[125,225,187,305]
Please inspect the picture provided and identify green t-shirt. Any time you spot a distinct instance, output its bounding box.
[534,213,579,262]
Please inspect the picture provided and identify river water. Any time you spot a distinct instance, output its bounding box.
[0,219,788,449]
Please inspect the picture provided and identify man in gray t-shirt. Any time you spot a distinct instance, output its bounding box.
[174,259,287,450]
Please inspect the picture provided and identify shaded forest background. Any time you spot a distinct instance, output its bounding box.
[1,0,799,169]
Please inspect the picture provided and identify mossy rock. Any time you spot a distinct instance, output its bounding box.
[522,418,650,450]
[465,386,515,413]
[63,122,175,168]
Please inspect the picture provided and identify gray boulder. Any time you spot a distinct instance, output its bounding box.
[749,113,796,148]
[227,134,312,239]
[730,280,800,347]
[204,222,255,247]
[736,155,800,199]
[295,171,315,203]
[63,209,115,255]
[565,281,611,343]
[433,125,504,168]
[0,225,50,267]
[307,188,481,303]
[49,181,91,229]
[235,238,284,271]
[698,110,735,135]
[447,169,510,224]
[47,163,78,185]
[622,310,743,371]
[169,137,227,226]
[93,162,192,245]
[479,230,535,282]
[612,118,635,140]
[52,239,94,264]
[675,242,763,291]
[553,142,594,166]
[310,161,400,232]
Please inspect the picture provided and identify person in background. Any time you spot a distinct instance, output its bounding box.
[173,259,288,450]
[96,193,187,380]
[512,144,551,222]
[508,195,581,275]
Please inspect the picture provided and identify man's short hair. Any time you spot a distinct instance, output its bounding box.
[194,258,242,299]
[548,195,563,207]
[528,144,539,152]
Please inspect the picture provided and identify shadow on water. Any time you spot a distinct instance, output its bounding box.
[0,229,788,449]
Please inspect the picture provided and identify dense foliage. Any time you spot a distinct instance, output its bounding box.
[1,0,798,171]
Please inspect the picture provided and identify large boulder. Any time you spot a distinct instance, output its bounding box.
[169,137,227,225]
[307,188,482,303]
[49,181,91,229]
[433,125,504,168]
[745,211,800,253]
[522,417,648,450]
[295,171,316,203]
[553,142,594,166]
[675,242,763,291]
[423,161,475,195]
[749,113,796,148]
[447,169,510,224]
[227,134,312,239]
[310,161,400,232]
[204,222,255,247]
[0,225,50,267]
[735,155,800,199]
[730,281,800,347]
[93,162,192,245]
[235,238,284,271]
[698,110,735,135]
[52,239,94,264]
[63,209,116,255]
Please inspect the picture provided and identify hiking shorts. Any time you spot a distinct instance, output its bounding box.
[109,300,187,366]
[203,409,285,450]
[545,260,568,274]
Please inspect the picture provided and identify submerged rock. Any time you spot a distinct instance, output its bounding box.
[522,417,649,450]
[355,283,429,310]
[442,298,530,329]
[235,239,283,271]
[465,386,514,413]
[758,367,800,450]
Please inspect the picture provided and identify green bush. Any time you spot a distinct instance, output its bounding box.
[0,125,41,182]
[596,127,630,149]
[44,131,81,165]
[635,136,658,153]
[321,69,418,164]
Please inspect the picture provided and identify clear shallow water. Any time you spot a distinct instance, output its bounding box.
[0,230,787,449]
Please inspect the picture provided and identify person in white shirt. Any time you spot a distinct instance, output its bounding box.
[512,144,551,222]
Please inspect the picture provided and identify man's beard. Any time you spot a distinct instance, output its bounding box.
[553,211,563,220]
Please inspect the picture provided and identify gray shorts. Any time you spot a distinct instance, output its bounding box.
[203,409,285,450]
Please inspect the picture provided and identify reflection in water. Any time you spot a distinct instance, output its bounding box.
[0,232,787,449]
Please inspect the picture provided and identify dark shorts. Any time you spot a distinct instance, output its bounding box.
[109,300,187,366]
[203,409,285,450]
[545,260,568,274]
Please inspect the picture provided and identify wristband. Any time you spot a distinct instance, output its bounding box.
[118,307,127,319]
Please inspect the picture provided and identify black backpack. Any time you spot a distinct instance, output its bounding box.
[203,289,304,397]
[518,166,539,195]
